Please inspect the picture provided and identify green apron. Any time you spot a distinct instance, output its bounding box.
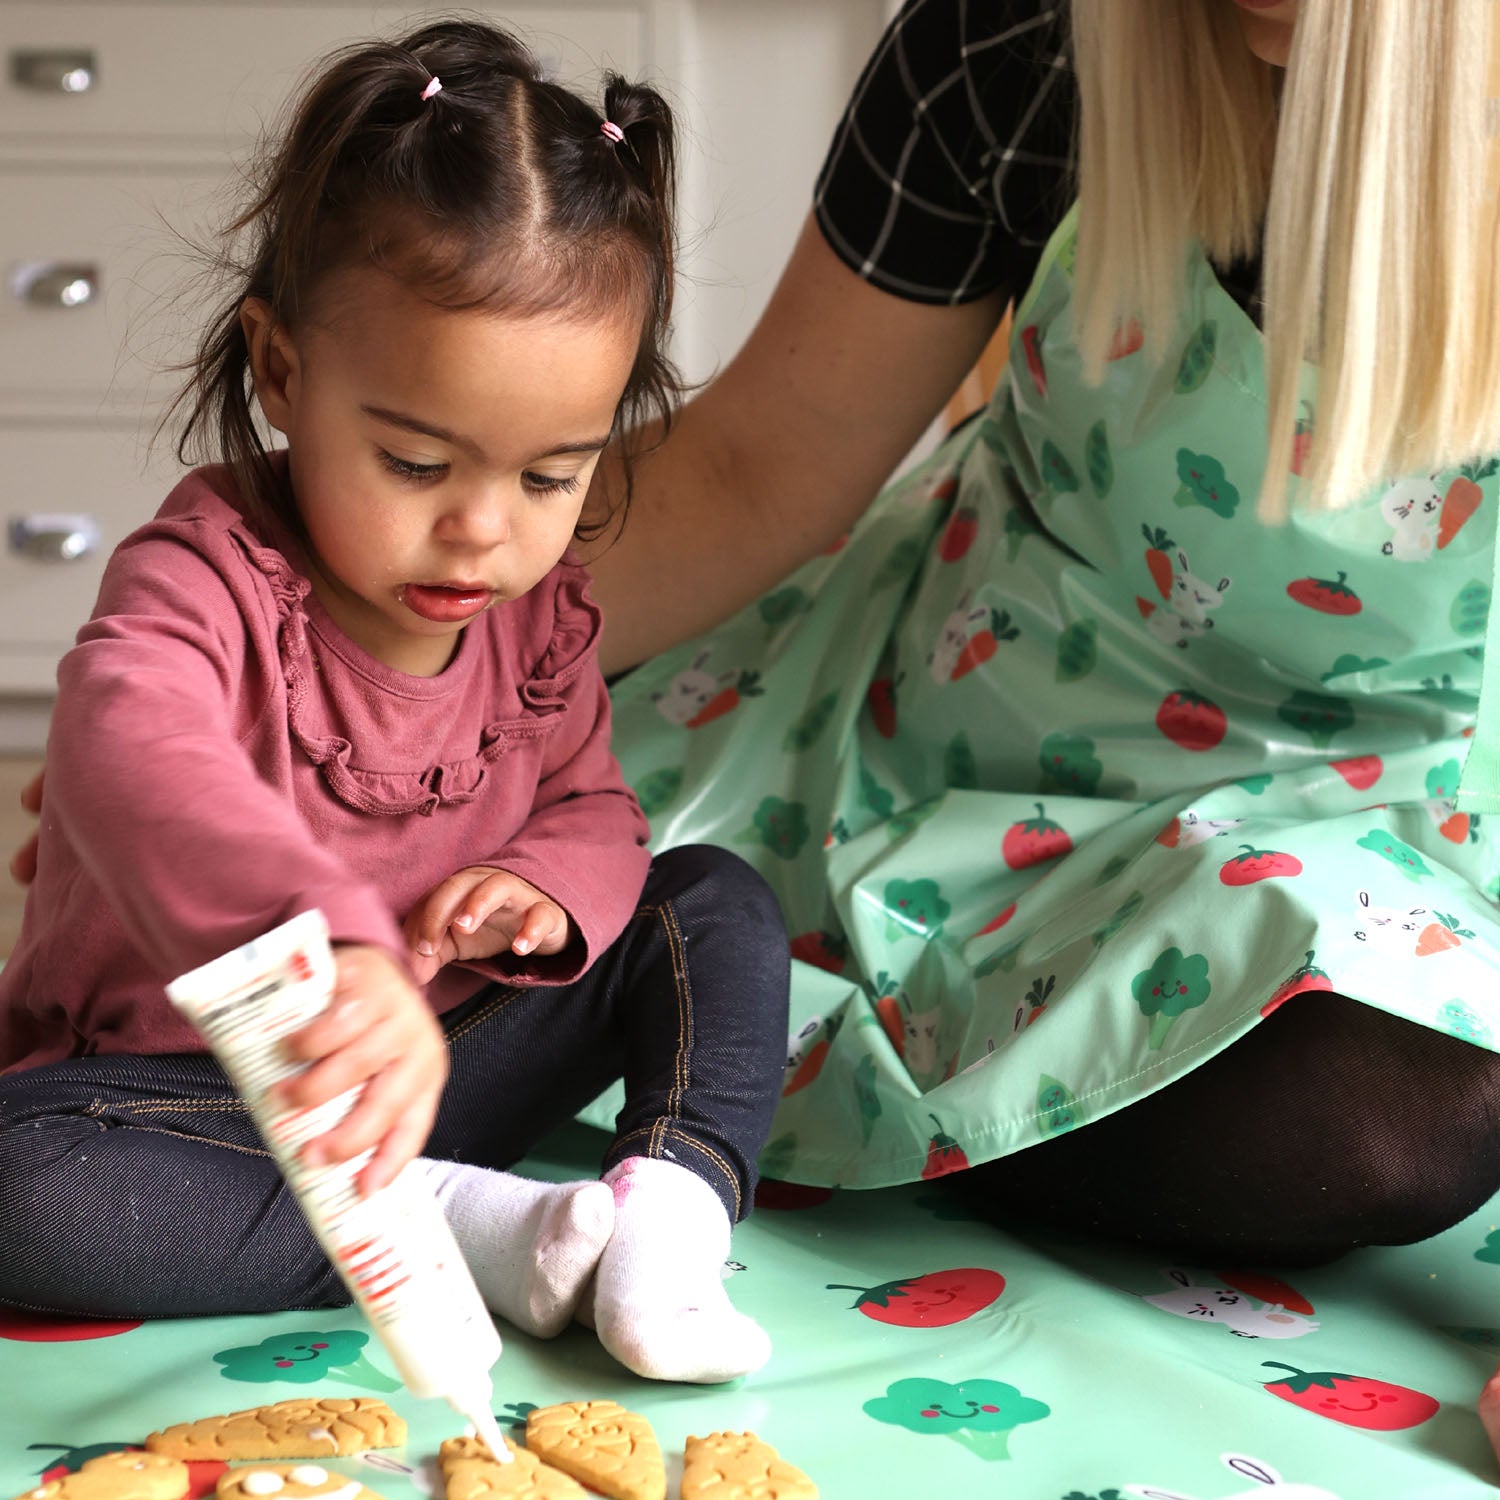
[597,204,1500,1188]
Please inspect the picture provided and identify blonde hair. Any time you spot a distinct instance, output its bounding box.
[1070,0,1500,517]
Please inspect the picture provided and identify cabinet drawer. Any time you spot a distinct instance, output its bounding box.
[0,422,174,692]
[0,164,222,408]
[0,5,645,147]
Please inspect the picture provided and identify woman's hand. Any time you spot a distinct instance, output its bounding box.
[8,768,43,886]
[276,944,447,1195]
[404,865,571,986]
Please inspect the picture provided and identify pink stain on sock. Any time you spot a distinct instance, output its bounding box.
[607,1159,642,1205]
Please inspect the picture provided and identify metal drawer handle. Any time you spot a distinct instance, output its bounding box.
[8,514,100,562]
[9,262,98,309]
[9,49,95,94]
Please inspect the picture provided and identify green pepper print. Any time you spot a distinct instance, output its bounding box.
[783,691,838,752]
[1174,319,1217,393]
[1355,828,1432,881]
[884,877,951,942]
[1131,946,1211,1049]
[1173,448,1241,518]
[860,764,895,818]
[1092,890,1144,946]
[758,585,812,630]
[1321,653,1390,684]
[1055,618,1099,683]
[1037,1074,1084,1137]
[1040,439,1082,495]
[1451,580,1491,637]
[873,536,926,591]
[1438,998,1492,1044]
[1085,420,1113,498]
[213,1330,399,1391]
[945,731,979,789]
[863,1377,1050,1462]
[1277,690,1354,749]
[633,767,683,818]
[1038,731,1102,796]
[735,796,810,859]
[1003,507,1040,563]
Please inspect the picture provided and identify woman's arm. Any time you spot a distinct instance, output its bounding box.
[587,214,1010,675]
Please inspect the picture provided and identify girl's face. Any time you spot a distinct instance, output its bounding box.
[1228,0,1298,66]
[245,270,639,676]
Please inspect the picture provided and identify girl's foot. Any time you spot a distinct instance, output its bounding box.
[417,1161,613,1337]
[591,1155,771,1383]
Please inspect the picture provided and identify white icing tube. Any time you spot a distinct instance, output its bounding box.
[167,910,511,1463]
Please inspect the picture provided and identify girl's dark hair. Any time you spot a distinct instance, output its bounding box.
[169,18,680,537]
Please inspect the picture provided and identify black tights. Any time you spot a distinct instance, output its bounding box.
[958,992,1500,1266]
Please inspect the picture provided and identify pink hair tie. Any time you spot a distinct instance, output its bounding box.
[600,120,624,144]
[420,76,443,102]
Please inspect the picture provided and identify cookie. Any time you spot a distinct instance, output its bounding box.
[682,1432,817,1500]
[523,1403,664,1500]
[214,1465,382,1500]
[147,1401,406,1461]
[438,1435,584,1500]
[13,1452,190,1500]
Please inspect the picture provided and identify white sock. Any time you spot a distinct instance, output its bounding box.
[415,1160,613,1338]
[591,1155,771,1384]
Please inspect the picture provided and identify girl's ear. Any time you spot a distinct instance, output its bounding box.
[239,297,300,436]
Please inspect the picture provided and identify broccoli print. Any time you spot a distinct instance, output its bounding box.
[1354,828,1432,881]
[734,796,811,860]
[212,1330,399,1391]
[862,1376,1050,1461]
[1131,947,1211,1049]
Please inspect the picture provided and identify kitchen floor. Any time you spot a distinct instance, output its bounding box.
[0,756,41,959]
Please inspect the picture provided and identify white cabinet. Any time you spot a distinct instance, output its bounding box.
[0,0,889,729]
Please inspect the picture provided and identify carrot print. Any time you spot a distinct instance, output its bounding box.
[1141,525,1175,599]
[1438,460,1497,548]
[1415,911,1475,956]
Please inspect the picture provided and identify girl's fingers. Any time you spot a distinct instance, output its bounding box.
[406,871,492,956]
[357,1081,441,1195]
[8,833,39,888]
[512,901,566,955]
[283,1026,406,1118]
[1479,1366,1500,1461]
[20,770,44,815]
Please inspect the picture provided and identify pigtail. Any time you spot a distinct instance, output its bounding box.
[586,76,682,536]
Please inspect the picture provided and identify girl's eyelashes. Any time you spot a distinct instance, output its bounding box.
[378,449,447,482]
[522,471,583,496]
[377,449,585,496]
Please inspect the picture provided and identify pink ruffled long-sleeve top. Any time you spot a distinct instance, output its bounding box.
[0,465,651,1071]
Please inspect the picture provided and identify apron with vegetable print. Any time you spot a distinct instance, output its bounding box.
[596,203,1500,1189]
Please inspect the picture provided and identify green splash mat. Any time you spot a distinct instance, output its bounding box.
[5,1124,1500,1499]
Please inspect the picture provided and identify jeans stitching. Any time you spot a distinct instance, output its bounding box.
[443,986,522,1045]
[652,898,691,1157]
[607,1127,741,1218]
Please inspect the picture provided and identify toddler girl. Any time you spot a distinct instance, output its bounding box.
[0,19,789,1386]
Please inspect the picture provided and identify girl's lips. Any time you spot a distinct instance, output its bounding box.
[401,583,494,623]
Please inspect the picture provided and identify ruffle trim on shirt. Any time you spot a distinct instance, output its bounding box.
[247,546,600,819]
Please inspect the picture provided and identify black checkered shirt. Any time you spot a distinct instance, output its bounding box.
[813,0,1074,308]
[813,0,1264,316]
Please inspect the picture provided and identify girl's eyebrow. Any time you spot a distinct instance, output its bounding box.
[360,403,610,460]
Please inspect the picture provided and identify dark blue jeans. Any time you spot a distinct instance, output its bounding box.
[0,845,790,1318]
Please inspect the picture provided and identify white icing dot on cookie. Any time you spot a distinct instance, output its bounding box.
[288,1468,328,1487]
[306,1429,336,1446]
[241,1472,286,1495]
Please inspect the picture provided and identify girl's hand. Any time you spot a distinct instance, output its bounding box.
[1481,1362,1500,1466]
[8,768,43,887]
[276,944,447,1195]
[404,865,571,985]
